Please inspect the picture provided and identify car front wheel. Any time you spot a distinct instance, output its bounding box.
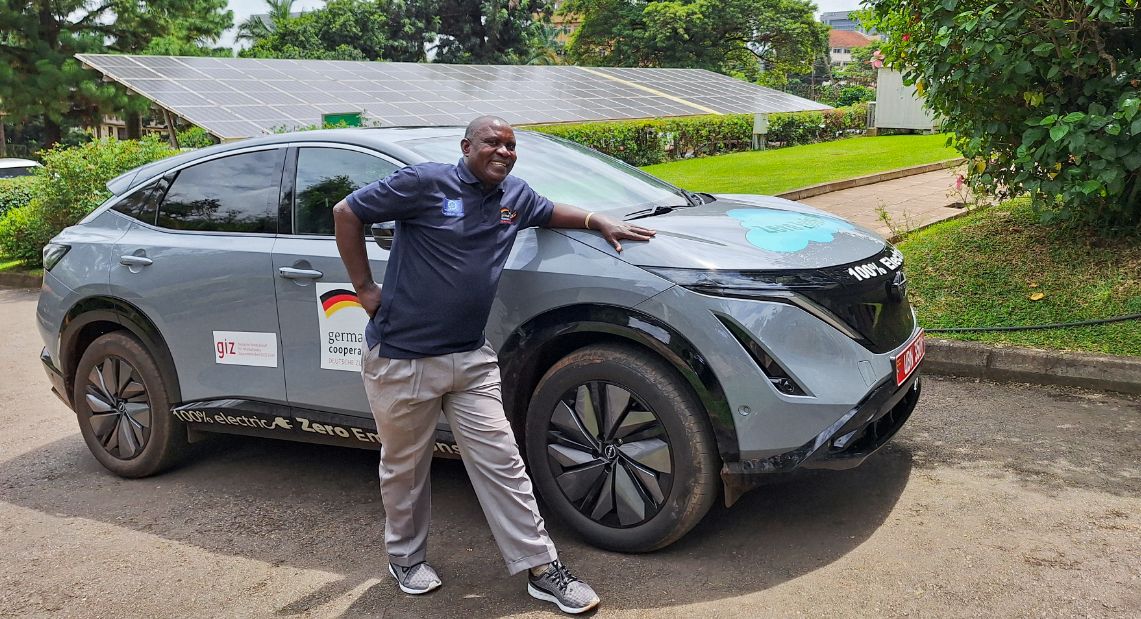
[73,331,185,477]
[525,343,718,552]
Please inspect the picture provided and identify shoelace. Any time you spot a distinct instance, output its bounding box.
[546,560,578,591]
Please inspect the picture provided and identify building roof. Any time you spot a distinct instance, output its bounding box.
[829,30,873,49]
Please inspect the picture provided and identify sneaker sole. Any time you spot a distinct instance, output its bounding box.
[388,564,441,595]
[527,582,600,614]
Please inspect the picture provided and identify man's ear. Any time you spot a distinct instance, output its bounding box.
[460,137,471,156]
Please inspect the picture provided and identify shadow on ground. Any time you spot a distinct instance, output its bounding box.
[0,430,912,616]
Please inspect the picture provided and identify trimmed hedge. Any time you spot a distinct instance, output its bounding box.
[0,137,175,267]
[0,175,37,218]
[531,104,869,166]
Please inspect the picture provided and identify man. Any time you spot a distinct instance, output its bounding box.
[332,115,655,614]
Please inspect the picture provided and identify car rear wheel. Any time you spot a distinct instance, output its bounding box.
[525,343,718,552]
[73,331,185,477]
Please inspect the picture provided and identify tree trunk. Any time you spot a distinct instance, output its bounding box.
[126,111,142,140]
[44,117,62,147]
[0,120,7,158]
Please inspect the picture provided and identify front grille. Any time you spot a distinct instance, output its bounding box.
[796,247,916,353]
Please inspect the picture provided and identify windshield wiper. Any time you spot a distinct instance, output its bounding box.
[625,205,681,220]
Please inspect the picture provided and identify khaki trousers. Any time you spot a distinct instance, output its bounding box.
[361,341,558,575]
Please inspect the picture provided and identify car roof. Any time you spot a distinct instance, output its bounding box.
[108,127,471,195]
[0,158,40,168]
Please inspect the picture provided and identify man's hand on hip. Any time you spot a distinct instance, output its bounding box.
[357,281,382,318]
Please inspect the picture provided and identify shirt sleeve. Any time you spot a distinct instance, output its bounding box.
[345,165,422,224]
[516,181,554,229]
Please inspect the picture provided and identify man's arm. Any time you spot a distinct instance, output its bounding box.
[546,202,656,253]
[332,200,382,317]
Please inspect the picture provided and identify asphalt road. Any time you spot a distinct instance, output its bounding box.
[1,286,1138,618]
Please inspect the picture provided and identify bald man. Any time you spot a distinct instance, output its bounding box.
[333,116,654,614]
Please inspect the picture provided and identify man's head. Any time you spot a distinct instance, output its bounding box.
[461,115,516,187]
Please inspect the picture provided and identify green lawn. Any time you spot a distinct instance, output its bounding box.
[900,198,1141,357]
[641,134,960,194]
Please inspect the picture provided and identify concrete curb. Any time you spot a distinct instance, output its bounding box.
[776,158,966,201]
[925,338,1141,396]
[0,270,40,289]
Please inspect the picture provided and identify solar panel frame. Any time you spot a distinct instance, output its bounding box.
[77,54,830,140]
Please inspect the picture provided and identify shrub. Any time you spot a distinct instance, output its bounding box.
[531,107,866,166]
[0,175,38,218]
[865,0,1141,230]
[0,137,175,266]
[176,126,216,149]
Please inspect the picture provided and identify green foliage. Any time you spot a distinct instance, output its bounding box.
[243,0,435,61]
[564,0,827,83]
[531,106,869,166]
[241,0,556,64]
[0,176,38,219]
[0,138,175,266]
[833,40,882,87]
[176,127,217,149]
[864,0,1141,230]
[818,85,876,107]
[0,0,233,145]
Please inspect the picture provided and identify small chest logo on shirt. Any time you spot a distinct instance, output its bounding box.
[442,198,464,217]
[499,206,518,224]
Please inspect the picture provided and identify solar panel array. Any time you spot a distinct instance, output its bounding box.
[77,54,830,140]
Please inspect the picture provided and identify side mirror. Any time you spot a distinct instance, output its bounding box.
[370,222,395,250]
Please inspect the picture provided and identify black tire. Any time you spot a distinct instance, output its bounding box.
[72,331,185,477]
[525,343,718,552]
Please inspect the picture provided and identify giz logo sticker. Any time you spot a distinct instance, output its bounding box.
[212,331,278,367]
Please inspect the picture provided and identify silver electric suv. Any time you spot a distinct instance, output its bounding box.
[37,128,924,552]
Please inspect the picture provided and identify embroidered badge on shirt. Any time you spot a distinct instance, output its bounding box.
[442,198,464,217]
[499,206,518,224]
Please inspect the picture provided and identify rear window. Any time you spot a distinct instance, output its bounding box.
[157,149,284,233]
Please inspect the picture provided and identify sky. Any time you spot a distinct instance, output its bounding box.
[219,0,864,49]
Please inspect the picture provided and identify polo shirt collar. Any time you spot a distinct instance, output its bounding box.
[456,158,504,193]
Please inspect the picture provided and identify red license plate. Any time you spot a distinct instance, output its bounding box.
[894,329,925,385]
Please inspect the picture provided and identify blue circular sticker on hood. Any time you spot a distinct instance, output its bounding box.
[727,208,855,253]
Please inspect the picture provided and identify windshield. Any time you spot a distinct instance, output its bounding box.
[398,133,688,213]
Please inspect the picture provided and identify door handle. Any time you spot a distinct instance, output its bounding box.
[279,267,324,280]
[119,255,153,267]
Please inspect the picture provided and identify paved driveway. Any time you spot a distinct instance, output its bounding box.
[1,287,1138,617]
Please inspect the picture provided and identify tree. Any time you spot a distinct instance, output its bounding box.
[864,0,1140,230]
[563,0,827,83]
[434,0,557,64]
[833,40,881,88]
[236,0,297,44]
[0,1,232,146]
[242,0,436,61]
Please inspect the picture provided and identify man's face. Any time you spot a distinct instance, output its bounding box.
[461,122,517,186]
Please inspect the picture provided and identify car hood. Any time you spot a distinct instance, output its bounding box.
[564,194,889,270]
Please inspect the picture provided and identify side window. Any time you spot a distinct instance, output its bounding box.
[157,149,284,233]
[111,177,168,225]
[294,147,399,235]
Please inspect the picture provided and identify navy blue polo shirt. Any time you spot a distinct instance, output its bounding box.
[346,159,554,359]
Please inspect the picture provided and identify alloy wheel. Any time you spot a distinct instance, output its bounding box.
[84,356,152,460]
[545,381,673,528]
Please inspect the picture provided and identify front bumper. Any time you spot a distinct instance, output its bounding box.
[721,370,922,505]
[41,348,71,408]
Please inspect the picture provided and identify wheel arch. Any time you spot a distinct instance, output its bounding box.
[498,303,739,463]
[59,296,182,408]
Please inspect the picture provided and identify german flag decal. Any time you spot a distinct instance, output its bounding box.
[320,288,362,318]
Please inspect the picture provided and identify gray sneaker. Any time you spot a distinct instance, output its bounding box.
[527,560,600,614]
[388,561,442,595]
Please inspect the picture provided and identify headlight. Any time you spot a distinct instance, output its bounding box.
[642,266,862,340]
[42,243,70,271]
